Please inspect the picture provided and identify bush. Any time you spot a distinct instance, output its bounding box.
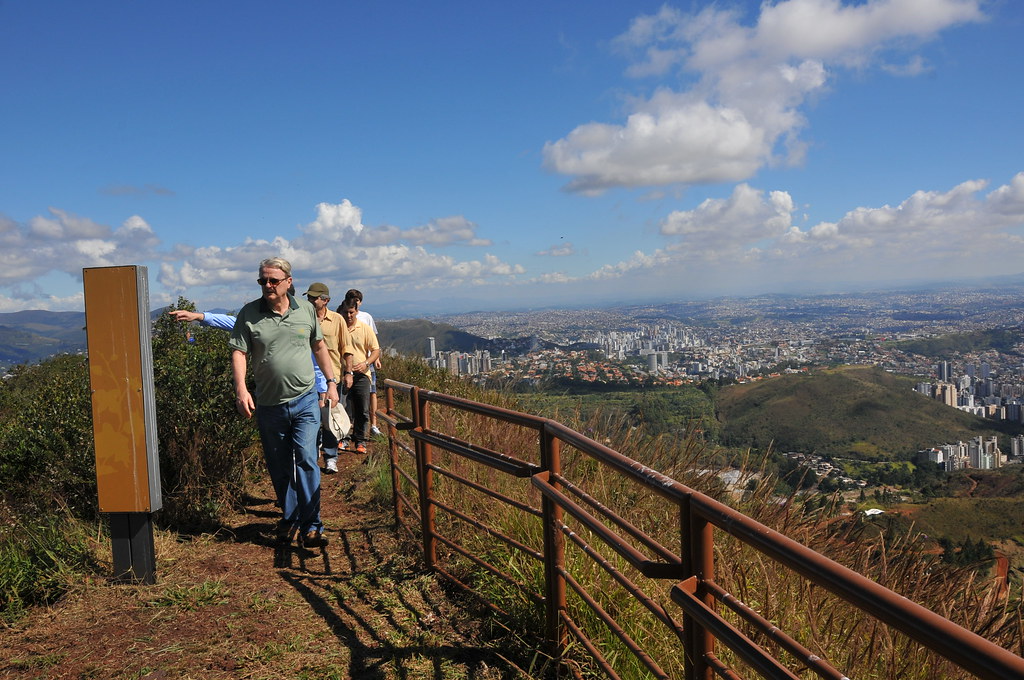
[150,298,260,529]
[0,354,96,519]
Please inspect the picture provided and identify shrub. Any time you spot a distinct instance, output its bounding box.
[0,354,96,519]
[150,298,260,529]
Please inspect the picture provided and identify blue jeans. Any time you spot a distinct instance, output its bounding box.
[256,389,322,533]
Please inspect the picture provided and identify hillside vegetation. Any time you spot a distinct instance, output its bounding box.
[716,365,1024,459]
[0,310,87,366]
[895,327,1023,358]
[519,384,718,440]
[377,318,484,356]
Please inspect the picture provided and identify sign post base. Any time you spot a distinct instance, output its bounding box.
[109,512,156,585]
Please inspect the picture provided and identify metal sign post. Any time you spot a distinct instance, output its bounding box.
[83,265,162,584]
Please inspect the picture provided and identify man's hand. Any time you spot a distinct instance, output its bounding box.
[235,389,255,418]
[169,310,204,323]
[344,373,353,390]
[325,382,340,406]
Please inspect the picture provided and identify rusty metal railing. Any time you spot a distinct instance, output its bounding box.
[378,379,1024,679]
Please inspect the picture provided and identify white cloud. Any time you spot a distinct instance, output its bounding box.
[304,199,365,239]
[660,183,794,253]
[301,203,490,248]
[362,215,492,248]
[544,92,771,194]
[585,172,1024,286]
[0,210,163,286]
[158,199,524,297]
[0,290,84,314]
[545,0,984,193]
[537,241,576,257]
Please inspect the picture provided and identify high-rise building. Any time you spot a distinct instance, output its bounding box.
[426,336,436,359]
[936,382,958,407]
[647,353,659,373]
[937,361,952,382]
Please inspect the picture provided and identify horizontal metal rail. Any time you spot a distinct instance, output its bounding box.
[380,378,1024,680]
[430,464,542,517]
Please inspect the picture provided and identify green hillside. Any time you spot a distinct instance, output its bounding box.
[376,319,487,356]
[717,365,1023,460]
[376,318,566,357]
[0,311,86,366]
[894,327,1023,358]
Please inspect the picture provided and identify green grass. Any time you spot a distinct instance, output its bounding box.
[146,579,231,611]
[0,513,98,623]
[518,384,717,439]
[912,498,1024,543]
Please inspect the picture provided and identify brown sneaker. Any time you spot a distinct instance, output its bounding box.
[302,530,327,548]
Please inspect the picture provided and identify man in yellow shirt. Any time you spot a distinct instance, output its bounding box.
[339,297,380,454]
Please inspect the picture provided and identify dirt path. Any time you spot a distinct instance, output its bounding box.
[1,453,531,680]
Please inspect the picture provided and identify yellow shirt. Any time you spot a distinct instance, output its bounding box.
[318,309,353,379]
[347,320,379,376]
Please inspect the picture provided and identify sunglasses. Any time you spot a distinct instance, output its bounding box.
[307,295,328,301]
[257,277,288,286]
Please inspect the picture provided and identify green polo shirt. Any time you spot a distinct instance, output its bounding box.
[229,294,323,406]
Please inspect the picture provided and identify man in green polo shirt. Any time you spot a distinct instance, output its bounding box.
[229,257,341,548]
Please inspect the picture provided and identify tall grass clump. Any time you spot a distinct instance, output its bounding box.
[374,352,1023,679]
[0,505,98,624]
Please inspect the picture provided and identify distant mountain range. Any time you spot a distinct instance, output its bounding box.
[0,310,87,366]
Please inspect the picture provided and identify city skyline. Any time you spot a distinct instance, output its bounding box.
[2,1,1023,315]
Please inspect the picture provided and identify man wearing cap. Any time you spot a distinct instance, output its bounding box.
[302,282,354,474]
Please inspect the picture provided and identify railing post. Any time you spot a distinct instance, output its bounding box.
[541,425,567,675]
[412,387,437,567]
[681,499,714,680]
[385,384,402,525]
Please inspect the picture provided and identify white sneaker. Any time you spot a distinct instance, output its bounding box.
[325,458,338,474]
[371,425,382,436]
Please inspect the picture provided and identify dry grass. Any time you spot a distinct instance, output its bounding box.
[378,356,1023,679]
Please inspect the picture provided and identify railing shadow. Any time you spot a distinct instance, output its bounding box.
[276,515,535,680]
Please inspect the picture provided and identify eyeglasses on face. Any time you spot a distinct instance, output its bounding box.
[257,277,287,286]
[307,295,328,302]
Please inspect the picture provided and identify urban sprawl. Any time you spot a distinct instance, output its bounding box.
[419,288,1024,476]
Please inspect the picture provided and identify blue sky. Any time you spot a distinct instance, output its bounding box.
[2,0,1023,316]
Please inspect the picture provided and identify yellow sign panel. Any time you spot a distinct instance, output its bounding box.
[84,266,162,513]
